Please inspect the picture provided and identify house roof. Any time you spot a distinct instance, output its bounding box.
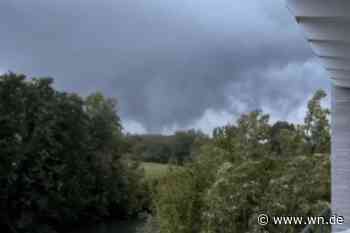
[287,0,350,87]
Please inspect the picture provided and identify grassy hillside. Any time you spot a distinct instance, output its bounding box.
[141,162,175,180]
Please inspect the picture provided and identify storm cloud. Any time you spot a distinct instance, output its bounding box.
[0,0,330,133]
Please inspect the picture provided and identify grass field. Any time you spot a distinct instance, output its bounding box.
[141,162,173,180]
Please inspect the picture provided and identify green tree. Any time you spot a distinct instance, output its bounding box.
[172,130,199,164]
[304,89,330,154]
[155,146,227,233]
[0,73,94,231]
[270,121,305,157]
[155,105,330,233]
[202,154,330,233]
[213,110,271,161]
[0,73,146,233]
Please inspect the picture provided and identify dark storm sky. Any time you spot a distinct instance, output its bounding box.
[0,0,330,134]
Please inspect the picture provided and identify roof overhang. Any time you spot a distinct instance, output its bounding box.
[287,0,350,87]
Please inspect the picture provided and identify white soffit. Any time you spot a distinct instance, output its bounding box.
[287,0,350,87]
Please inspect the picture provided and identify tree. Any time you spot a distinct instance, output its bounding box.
[0,73,146,233]
[270,121,294,155]
[155,146,227,233]
[0,73,94,231]
[235,110,271,159]
[155,104,330,233]
[85,92,123,170]
[304,89,330,154]
[202,154,330,233]
[171,130,199,164]
[213,110,271,161]
[269,121,305,157]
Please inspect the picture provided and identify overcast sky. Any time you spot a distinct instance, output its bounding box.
[0,0,330,134]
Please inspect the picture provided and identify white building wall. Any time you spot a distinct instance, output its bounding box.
[332,85,350,232]
[286,0,350,232]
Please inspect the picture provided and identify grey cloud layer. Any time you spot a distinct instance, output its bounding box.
[0,0,330,132]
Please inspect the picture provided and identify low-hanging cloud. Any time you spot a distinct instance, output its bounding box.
[0,0,330,133]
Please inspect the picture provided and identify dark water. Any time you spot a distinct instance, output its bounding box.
[71,220,144,233]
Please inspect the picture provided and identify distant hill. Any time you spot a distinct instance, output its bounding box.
[125,131,209,164]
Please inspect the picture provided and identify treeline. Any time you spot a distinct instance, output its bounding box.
[125,131,209,164]
[0,73,148,233]
[127,91,330,166]
[143,90,331,233]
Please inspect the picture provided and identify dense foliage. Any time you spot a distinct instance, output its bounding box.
[0,73,146,233]
[153,90,331,233]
